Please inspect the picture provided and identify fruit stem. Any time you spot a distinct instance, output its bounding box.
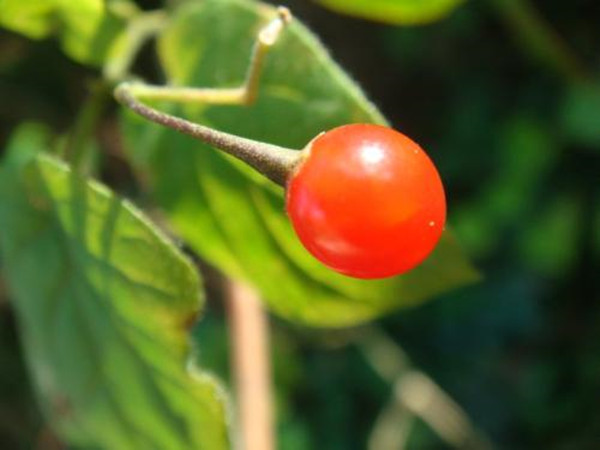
[114,84,300,186]
[113,7,301,187]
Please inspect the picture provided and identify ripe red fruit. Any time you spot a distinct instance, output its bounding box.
[115,11,448,280]
[286,124,446,279]
[116,85,446,279]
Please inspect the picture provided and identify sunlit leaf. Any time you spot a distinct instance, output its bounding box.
[316,0,466,25]
[0,0,131,65]
[122,0,478,327]
[0,131,229,449]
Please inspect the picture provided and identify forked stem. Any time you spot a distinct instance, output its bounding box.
[113,7,300,187]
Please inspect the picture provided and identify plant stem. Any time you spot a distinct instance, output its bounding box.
[359,328,495,450]
[490,0,588,83]
[114,84,300,186]
[113,7,301,187]
[368,400,414,450]
[103,10,167,82]
[120,84,249,105]
[66,81,110,172]
[118,6,291,105]
[226,281,274,450]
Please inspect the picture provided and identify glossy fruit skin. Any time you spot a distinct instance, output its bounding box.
[286,124,446,279]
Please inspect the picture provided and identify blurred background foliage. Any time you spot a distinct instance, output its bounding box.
[0,0,599,449]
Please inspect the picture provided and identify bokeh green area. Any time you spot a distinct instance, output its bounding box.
[1,0,599,449]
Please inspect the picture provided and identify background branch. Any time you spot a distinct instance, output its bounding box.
[226,280,274,450]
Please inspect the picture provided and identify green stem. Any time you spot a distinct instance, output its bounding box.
[112,7,300,187]
[67,8,166,172]
[490,0,589,83]
[103,10,167,82]
[66,81,110,172]
[123,84,248,105]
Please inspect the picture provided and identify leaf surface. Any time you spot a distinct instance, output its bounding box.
[562,81,600,149]
[0,0,130,65]
[316,0,466,25]
[0,128,229,449]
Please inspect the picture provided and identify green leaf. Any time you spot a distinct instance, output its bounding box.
[561,81,600,149]
[122,0,478,327]
[1,122,52,170]
[0,147,229,448]
[316,0,466,25]
[518,194,581,277]
[0,0,130,65]
[454,116,560,258]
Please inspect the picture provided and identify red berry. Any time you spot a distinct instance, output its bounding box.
[286,124,446,279]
